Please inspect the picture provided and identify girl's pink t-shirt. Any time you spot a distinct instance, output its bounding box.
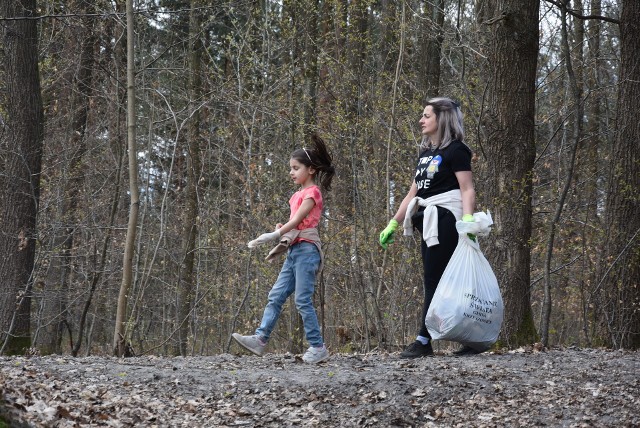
[289,185,323,236]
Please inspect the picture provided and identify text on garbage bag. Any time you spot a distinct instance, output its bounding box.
[464,293,499,324]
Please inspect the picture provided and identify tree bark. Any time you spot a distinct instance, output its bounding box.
[477,0,540,347]
[177,0,205,356]
[598,0,640,349]
[0,0,44,355]
[302,0,321,139]
[421,0,445,100]
[578,0,602,346]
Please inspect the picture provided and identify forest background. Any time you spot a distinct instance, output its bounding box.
[0,0,638,358]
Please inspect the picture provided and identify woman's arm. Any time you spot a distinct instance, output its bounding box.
[276,198,316,235]
[455,170,476,216]
[391,182,418,223]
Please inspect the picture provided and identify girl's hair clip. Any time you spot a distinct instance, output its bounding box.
[302,147,312,161]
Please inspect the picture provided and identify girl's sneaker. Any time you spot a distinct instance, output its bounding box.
[302,345,329,363]
[232,333,266,356]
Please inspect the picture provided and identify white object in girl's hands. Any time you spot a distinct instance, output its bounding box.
[247,230,281,248]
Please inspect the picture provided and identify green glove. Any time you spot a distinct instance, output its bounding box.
[379,219,399,249]
[462,214,476,242]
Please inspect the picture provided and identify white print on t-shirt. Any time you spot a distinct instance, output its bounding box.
[418,155,434,165]
[416,178,431,190]
[415,154,442,190]
[415,156,434,178]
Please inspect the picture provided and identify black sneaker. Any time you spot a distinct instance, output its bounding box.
[452,345,483,356]
[400,340,434,358]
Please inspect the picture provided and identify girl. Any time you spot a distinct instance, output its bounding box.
[379,97,477,357]
[232,134,335,364]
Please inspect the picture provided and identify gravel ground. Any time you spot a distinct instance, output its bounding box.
[1,345,638,427]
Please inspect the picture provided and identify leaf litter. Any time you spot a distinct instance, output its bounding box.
[1,346,638,427]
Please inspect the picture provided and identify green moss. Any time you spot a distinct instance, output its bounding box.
[512,309,539,346]
[494,309,539,349]
[2,336,31,356]
[0,401,12,428]
[339,342,356,353]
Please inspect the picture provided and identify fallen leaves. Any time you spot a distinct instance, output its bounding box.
[0,348,638,427]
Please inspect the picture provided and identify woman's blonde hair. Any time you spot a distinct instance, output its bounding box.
[421,97,465,150]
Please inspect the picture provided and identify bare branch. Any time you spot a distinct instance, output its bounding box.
[544,0,620,25]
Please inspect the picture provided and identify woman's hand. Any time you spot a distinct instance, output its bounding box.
[379,219,399,249]
[462,213,476,242]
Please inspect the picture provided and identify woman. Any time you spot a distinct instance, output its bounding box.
[379,97,477,358]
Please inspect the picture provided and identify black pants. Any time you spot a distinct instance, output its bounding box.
[412,206,459,338]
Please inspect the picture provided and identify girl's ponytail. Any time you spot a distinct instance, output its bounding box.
[309,134,335,191]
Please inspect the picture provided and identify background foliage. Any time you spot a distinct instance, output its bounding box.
[1,0,633,356]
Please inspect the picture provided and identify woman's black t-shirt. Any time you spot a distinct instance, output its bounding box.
[414,140,472,200]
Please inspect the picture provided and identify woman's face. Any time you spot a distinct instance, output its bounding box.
[419,105,438,137]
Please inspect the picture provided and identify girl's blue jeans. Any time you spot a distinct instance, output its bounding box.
[255,242,323,347]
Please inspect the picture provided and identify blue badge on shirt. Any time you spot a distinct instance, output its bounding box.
[426,155,442,179]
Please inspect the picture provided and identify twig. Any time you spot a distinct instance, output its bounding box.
[544,0,620,25]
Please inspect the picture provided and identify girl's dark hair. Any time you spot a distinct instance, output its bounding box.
[291,134,335,191]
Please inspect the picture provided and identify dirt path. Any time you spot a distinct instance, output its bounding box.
[1,346,638,427]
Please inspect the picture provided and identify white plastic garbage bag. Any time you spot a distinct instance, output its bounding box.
[425,211,503,351]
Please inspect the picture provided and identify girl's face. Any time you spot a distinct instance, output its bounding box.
[419,105,438,137]
[289,158,315,187]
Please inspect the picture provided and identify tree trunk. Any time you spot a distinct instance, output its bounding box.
[302,0,321,139]
[579,0,602,346]
[177,0,205,357]
[477,0,540,347]
[0,0,44,355]
[113,0,139,357]
[598,0,640,349]
[421,0,445,100]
